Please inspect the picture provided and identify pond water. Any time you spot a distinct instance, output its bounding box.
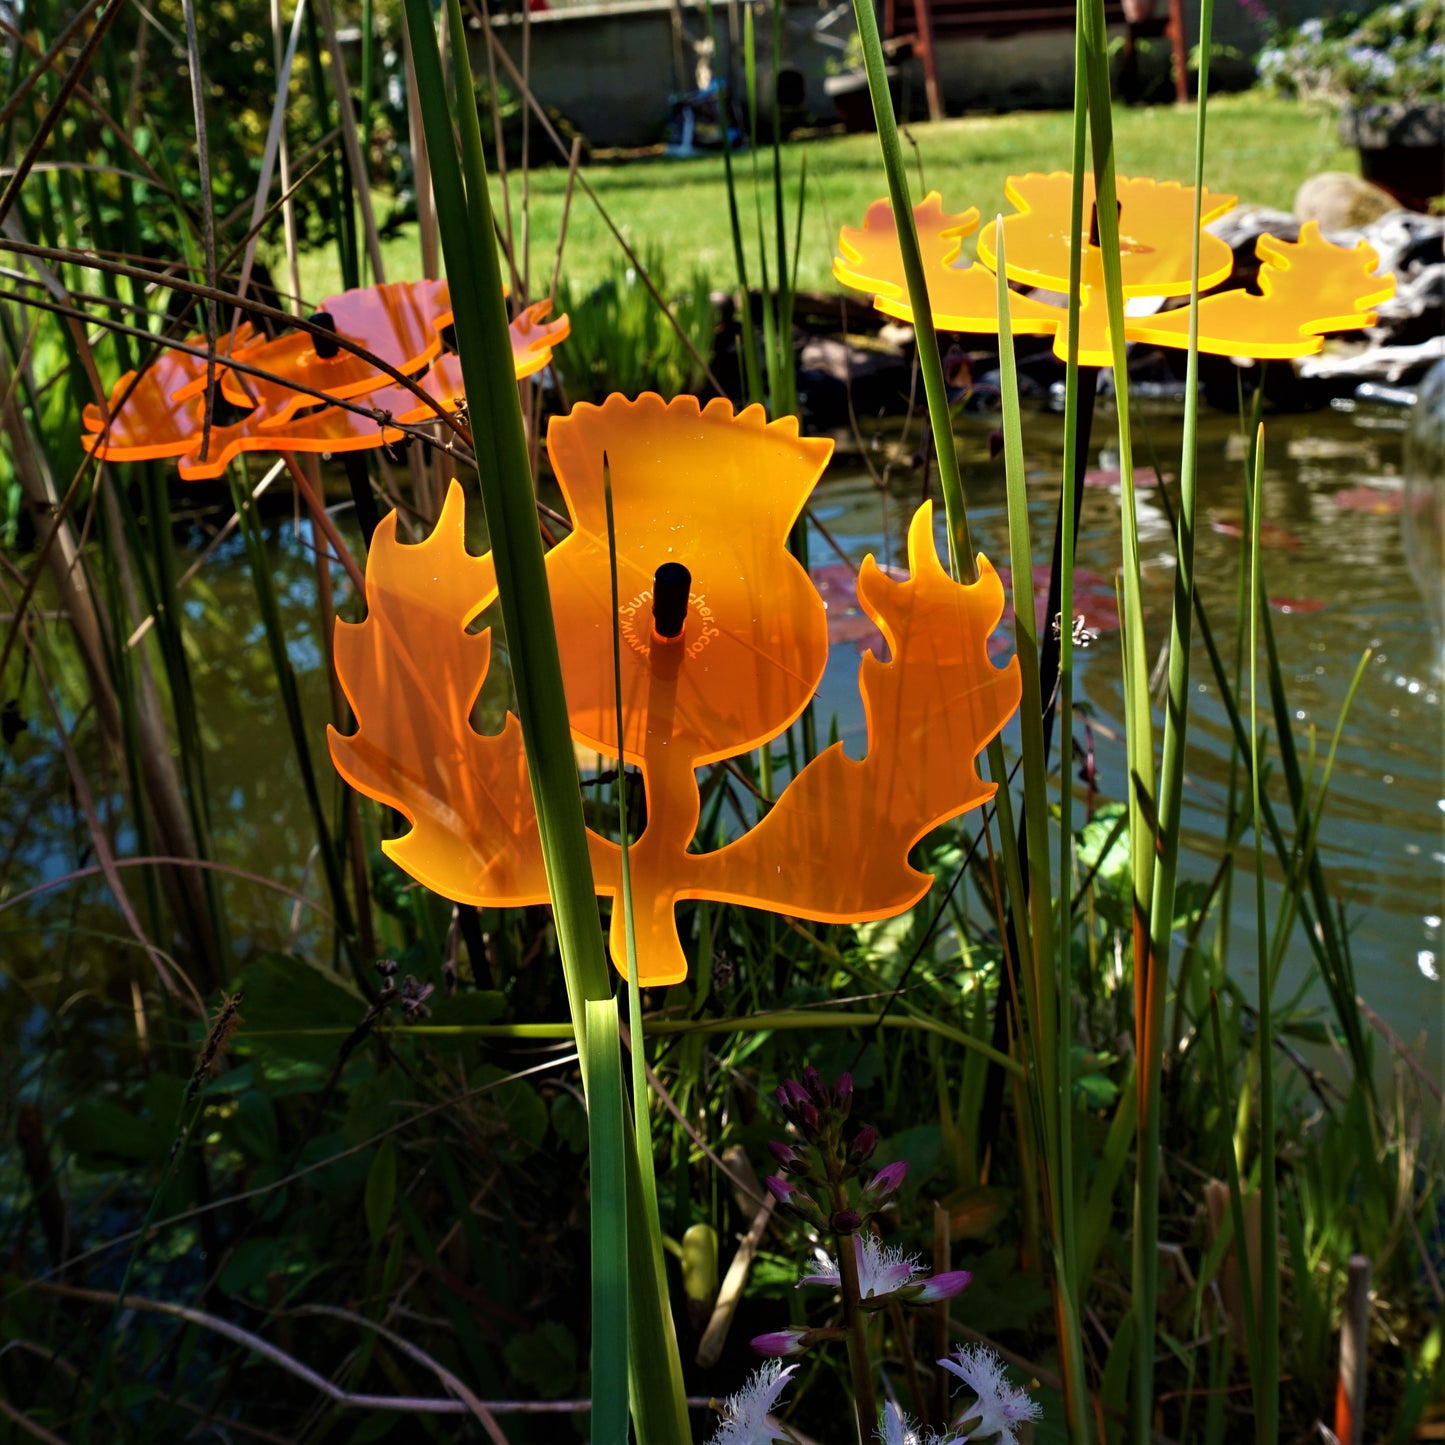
[815,399,1442,1084]
[4,398,1439,1086]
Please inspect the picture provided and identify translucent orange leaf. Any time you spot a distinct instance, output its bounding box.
[700,501,1020,920]
[1130,222,1396,359]
[326,482,550,906]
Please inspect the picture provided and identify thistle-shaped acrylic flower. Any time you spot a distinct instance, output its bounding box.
[835,173,1396,365]
[328,395,1021,985]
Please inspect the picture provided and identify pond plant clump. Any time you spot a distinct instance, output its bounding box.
[0,0,1441,1441]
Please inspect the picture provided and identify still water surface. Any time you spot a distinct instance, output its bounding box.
[5,400,1439,1083]
[815,400,1442,1083]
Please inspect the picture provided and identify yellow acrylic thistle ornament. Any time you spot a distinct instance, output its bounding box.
[835,173,1397,365]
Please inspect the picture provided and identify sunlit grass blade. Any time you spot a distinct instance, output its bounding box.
[401,0,609,1026]
[1207,991,1263,1416]
[1130,0,1215,1430]
[1246,421,1280,1441]
[400,4,690,1435]
[604,458,689,1441]
[993,216,1088,1436]
[846,0,1032,1084]
[702,0,762,407]
[585,996,630,1445]
[1078,0,1155,974]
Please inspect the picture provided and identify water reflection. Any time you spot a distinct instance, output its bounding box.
[817,401,1441,1081]
[2,400,1438,1088]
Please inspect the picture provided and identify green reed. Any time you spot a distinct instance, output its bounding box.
[397,0,688,1434]
[1,0,1440,1438]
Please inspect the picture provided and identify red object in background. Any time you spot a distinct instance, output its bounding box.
[1333,486,1403,515]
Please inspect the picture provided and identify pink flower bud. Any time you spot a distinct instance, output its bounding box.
[848,1124,877,1164]
[863,1160,908,1200]
[764,1175,797,1204]
[767,1140,798,1169]
[750,1328,809,1357]
[914,1269,972,1303]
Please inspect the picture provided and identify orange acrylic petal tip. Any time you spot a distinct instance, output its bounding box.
[220,278,451,421]
[510,299,570,380]
[81,325,256,461]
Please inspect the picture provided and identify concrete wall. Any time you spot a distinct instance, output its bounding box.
[478,0,1388,151]
[484,0,840,150]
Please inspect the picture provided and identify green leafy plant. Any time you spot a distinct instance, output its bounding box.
[1257,3,1445,111]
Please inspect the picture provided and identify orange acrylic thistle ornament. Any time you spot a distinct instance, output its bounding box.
[328,394,1022,985]
[80,279,569,478]
[835,173,1397,365]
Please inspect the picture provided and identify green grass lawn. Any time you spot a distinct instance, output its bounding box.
[295,92,1353,303]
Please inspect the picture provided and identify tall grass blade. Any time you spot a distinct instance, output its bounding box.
[399,5,690,1434]
[604,463,687,1440]
[401,0,609,1026]
[1130,1,1214,1428]
[1078,0,1155,954]
[846,0,1032,1108]
[1207,989,1263,1413]
[1247,424,1280,1440]
[993,218,1087,1436]
[584,996,631,1445]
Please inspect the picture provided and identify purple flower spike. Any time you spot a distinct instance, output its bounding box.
[750,1328,809,1357]
[915,1269,972,1303]
[863,1160,909,1200]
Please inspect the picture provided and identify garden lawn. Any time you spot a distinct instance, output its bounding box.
[295,93,1354,302]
